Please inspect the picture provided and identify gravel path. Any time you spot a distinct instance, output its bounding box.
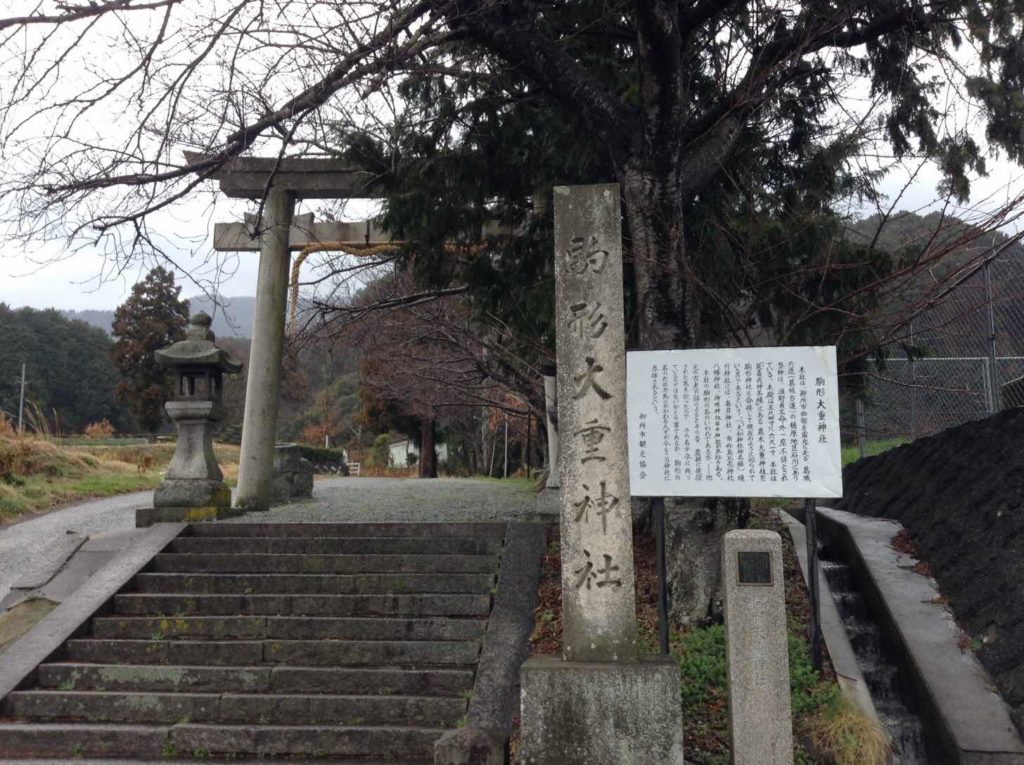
[0,478,549,603]
[226,476,546,524]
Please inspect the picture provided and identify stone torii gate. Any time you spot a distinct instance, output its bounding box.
[190,153,385,511]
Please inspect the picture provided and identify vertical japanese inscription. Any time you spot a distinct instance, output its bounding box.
[554,184,638,662]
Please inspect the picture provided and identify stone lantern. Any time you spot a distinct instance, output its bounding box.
[136,312,243,527]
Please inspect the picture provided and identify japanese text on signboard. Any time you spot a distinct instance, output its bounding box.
[626,347,842,498]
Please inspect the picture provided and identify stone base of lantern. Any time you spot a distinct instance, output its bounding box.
[137,480,238,527]
[518,655,684,765]
[136,504,243,527]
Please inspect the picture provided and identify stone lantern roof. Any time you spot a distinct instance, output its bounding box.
[155,312,242,373]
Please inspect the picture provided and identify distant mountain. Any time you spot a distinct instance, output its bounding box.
[64,295,257,338]
[62,308,117,334]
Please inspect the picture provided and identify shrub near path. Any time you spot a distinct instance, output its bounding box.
[0,434,239,523]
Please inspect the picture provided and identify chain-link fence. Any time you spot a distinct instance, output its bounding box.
[854,247,1024,448]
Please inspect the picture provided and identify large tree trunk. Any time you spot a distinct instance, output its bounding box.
[418,417,438,478]
[620,160,696,350]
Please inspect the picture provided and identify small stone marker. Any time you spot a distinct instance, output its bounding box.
[723,529,794,765]
[519,184,683,765]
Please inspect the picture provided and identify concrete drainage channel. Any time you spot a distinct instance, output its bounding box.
[819,549,928,762]
[785,507,1024,765]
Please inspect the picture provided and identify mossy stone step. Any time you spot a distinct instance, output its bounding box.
[113,592,492,617]
[5,690,466,727]
[133,572,495,595]
[149,552,500,574]
[64,638,481,667]
[37,663,475,696]
[0,722,442,760]
[169,722,443,759]
[92,615,488,641]
[189,522,507,538]
[168,535,504,556]
[0,520,513,762]
[0,724,169,759]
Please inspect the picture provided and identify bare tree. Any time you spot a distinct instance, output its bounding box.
[2,1,1024,350]
[336,267,537,475]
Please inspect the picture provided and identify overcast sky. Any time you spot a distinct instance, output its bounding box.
[0,193,379,311]
[2,157,1021,314]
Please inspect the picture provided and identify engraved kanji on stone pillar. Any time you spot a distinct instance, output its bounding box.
[554,184,638,661]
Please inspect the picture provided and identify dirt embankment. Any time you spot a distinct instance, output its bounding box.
[839,408,1024,734]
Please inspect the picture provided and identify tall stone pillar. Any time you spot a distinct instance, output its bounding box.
[235,187,294,512]
[519,185,684,764]
[552,184,636,659]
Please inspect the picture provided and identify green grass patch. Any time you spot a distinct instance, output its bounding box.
[0,470,163,521]
[841,438,909,466]
[671,624,841,764]
[59,437,151,447]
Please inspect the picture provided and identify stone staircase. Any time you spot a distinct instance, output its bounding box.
[0,522,508,762]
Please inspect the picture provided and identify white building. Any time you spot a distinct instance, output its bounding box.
[388,438,448,468]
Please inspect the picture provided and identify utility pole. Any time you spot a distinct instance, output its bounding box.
[17,363,26,434]
[985,257,999,413]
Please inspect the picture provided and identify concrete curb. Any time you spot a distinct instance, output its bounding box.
[0,523,186,702]
[816,506,1024,764]
[778,510,880,725]
[435,522,546,765]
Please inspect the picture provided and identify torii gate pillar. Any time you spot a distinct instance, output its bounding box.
[189,150,380,512]
[235,186,293,511]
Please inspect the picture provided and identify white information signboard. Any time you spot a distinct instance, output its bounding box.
[626,347,843,498]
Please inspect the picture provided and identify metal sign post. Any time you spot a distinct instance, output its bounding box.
[804,498,823,671]
[652,496,670,655]
[626,346,843,675]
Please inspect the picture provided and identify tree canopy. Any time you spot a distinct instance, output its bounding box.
[2,1,1023,357]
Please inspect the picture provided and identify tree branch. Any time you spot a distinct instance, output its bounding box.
[0,0,182,32]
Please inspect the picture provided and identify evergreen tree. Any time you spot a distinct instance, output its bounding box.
[110,268,190,434]
[0,304,134,433]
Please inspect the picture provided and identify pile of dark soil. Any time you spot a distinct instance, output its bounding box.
[839,407,1024,734]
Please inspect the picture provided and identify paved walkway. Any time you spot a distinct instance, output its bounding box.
[0,492,152,604]
[0,478,546,604]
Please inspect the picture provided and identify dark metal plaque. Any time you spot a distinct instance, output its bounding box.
[737,551,772,586]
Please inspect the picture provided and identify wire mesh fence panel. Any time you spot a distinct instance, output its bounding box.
[994,253,1024,405]
[862,358,992,441]
[856,246,1024,447]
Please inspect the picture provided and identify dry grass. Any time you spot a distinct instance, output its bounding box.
[0,433,93,480]
[0,435,241,522]
[812,699,891,765]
